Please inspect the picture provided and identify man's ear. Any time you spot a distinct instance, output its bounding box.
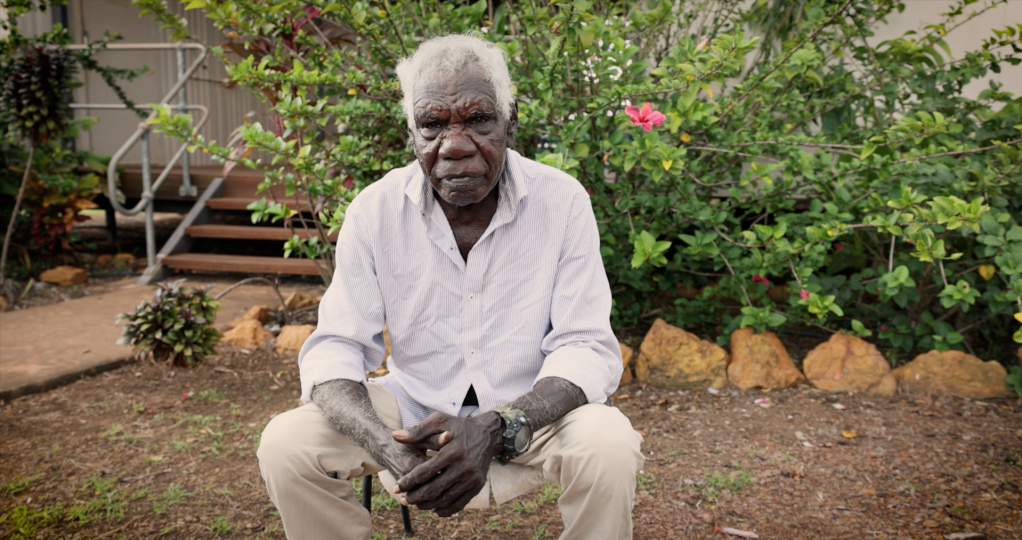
[505,99,519,149]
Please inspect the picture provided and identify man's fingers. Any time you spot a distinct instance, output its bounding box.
[408,468,478,510]
[434,488,480,518]
[393,413,453,446]
[396,449,456,494]
[403,463,468,507]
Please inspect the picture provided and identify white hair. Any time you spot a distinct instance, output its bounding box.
[395,34,515,131]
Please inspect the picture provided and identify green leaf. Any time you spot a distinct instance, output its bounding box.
[860,143,876,160]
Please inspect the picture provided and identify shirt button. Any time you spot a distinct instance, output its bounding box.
[468,294,475,301]
[469,350,476,356]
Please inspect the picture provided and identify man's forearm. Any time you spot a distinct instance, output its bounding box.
[505,376,587,432]
[311,379,392,460]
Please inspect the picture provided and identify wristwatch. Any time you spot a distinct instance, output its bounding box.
[492,406,533,462]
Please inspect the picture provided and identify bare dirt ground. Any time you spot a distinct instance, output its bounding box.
[1,344,1020,540]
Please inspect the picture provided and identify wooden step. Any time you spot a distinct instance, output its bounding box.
[119,165,264,201]
[162,253,322,275]
[185,224,337,241]
[206,197,314,211]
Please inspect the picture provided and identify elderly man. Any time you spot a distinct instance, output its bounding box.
[257,34,643,540]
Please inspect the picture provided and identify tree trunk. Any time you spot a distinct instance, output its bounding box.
[0,146,36,289]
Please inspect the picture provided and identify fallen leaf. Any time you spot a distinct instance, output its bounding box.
[148,455,164,462]
[657,398,669,406]
[841,430,858,439]
[635,430,647,437]
[667,404,680,412]
[754,398,772,408]
[832,403,847,410]
[708,387,720,395]
[860,488,877,496]
[922,519,939,528]
[946,533,987,540]
[715,526,759,539]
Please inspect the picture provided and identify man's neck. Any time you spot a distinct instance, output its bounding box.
[434,173,502,261]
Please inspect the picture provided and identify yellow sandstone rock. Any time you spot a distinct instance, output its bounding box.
[728,327,802,391]
[221,319,272,349]
[226,305,271,329]
[275,324,316,354]
[892,350,1012,399]
[802,333,895,396]
[634,319,728,389]
[620,343,635,385]
[39,266,87,286]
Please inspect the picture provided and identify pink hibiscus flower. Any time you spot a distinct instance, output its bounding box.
[799,289,809,300]
[625,102,666,132]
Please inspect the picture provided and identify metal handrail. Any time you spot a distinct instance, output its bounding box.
[65,42,209,267]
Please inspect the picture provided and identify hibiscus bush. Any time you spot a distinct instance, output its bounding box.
[140,0,1022,362]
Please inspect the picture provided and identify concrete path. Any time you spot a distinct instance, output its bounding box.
[0,277,324,401]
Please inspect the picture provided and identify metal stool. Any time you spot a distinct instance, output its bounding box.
[361,474,412,535]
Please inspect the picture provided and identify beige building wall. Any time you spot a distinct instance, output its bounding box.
[64,0,265,167]
[872,0,1022,102]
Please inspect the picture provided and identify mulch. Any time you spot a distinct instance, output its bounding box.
[1,344,1020,539]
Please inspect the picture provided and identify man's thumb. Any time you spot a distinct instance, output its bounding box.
[392,422,437,443]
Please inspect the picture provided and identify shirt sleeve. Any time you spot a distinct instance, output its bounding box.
[536,191,623,403]
[297,196,387,403]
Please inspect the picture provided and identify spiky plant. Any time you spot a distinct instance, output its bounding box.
[1,45,75,288]
[117,280,223,367]
[0,45,74,144]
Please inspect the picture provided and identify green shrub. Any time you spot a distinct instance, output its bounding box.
[1007,365,1022,398]
[140,0,1022,360]
[118,279,222,367]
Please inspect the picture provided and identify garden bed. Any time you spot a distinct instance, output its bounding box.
[1,345,1019,539]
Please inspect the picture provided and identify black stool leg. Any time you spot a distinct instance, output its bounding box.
[401,504,412,535]
[362,474,412,535]
[361,475,372,512]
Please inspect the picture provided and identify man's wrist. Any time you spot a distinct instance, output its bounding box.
[474,411,504,457]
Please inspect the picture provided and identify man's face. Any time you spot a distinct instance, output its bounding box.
[411,63,516,207]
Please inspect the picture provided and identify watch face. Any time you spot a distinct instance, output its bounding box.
[514,425,532,452]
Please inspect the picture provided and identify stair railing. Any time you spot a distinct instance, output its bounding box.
[66,42,209,270]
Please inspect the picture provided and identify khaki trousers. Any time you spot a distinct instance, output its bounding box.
[257,381,644,540]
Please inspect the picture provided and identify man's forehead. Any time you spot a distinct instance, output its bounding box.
[412,65,497,109]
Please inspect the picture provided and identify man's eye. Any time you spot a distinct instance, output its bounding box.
[420,120,441,130]
[468,116,489,125]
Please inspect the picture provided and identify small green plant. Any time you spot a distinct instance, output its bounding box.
[198,389,228,402]
[539,483,562,505]
[151,484,192,514]
[117,279,221,367]
[0,476,35,496]
[636,472,658,493]
[529,523,549,540]
[512,500,536,514]
[0,503,64,539]
[209,515,232,535]
[701,466,754,501]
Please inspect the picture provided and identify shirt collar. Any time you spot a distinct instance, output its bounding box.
[405,149,529,218]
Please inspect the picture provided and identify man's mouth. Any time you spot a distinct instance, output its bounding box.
[439,175,484,189]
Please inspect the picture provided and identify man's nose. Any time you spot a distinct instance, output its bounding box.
[439,128,477,160]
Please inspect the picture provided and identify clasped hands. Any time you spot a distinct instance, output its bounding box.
[375,411,504,517]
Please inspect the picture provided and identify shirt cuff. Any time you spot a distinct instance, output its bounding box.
[299,340,370,404]
[534,344,622,405]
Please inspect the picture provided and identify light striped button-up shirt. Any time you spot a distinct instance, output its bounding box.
[299,149,622,428]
